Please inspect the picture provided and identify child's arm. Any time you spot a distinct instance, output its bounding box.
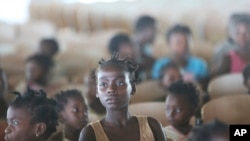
[148,117,166,141]
[211,54,231,78]
[79,125,96,141]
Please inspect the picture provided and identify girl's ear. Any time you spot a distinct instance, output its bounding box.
[131,82,136,95]
[34,123,47,137]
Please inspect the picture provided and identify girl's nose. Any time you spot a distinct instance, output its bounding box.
[5,125,11,134]
[107,84,117,95]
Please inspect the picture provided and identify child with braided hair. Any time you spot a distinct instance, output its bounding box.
[4,87,58,141]
[79,53,166,141]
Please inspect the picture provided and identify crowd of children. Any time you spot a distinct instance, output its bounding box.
[1,12,250,141]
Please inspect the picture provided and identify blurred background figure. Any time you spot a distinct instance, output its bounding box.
[212,13,250,77]
[83,70,106,118]
[15,54,62,97]
[108,33,135,59]
[158,62,182,90]
[38,38,60,59]
[152,24,208,86]
[188,120,229,141]
[133,15,157,80]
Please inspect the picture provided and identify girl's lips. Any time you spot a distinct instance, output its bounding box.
[106,97,119,103]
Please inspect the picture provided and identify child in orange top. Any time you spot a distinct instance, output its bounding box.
[79,53,165,141]
[164,80,199,141]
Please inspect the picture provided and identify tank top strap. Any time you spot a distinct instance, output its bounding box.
[136,116,155,141]
[90,121,109,141]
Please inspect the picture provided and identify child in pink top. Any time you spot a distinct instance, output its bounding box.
[228,51,247,73]
[212,14,250,77]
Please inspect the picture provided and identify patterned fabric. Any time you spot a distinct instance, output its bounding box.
[164,125,189,141]
[90,116,154,141]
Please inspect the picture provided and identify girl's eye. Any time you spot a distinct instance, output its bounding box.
[99,82,107,87]
[13,120,19,126]
[117,81,125,86]
[72,108,78,112]
[176,108,181,113]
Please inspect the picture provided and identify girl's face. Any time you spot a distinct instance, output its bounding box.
[161,68,181,89]
[169,33,189,59]
[96,65,135,110]
[230,23,250,49]
[25,61,45,83]
[60,97,89,130]
[5,107,37,141]
[119,43,136,59]
[165,94,194,128]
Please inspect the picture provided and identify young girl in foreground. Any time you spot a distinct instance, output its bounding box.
[164,80,199,141]
[4,88,58,141]
[79,53,166,141]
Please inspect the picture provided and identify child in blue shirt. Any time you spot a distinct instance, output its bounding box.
[152,25,208,83]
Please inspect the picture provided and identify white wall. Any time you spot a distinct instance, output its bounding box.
[0,0,30,24]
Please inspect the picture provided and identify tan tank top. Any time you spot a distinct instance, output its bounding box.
[90,116,155,141]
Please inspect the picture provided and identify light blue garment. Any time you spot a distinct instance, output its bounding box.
[152,56,208,80]
[143,44,153,56]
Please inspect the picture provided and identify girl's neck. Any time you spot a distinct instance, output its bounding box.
[29,79,48,87]
[103,106,131,128]
[172,124,192,135]
[64,126,81,141]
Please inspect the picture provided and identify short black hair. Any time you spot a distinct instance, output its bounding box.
[243,64,250,82]
[188,120,229,141]
[54,89,86,113]
[40,38,59,55]
[160,61,180,78]
[167,80,199,108]
[26,54,54,72]
[166,24,192,42]
[108,33,132,54]
[96,53,139,83]
[229,13,250,29]
[135,15,156,31]
[10,88,58,140]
